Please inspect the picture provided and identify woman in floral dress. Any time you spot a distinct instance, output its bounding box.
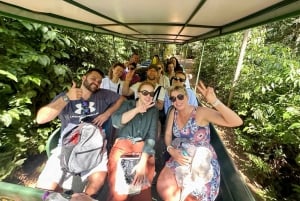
[156,82,243,201]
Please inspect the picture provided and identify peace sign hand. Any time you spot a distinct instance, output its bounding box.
[196,80,217,105]
[136,101,155,114]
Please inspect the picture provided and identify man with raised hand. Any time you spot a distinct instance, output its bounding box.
[36,68,125,197]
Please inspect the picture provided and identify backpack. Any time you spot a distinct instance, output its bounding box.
[60,122,106,175]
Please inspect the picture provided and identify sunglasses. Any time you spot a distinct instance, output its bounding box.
[81,100,90,115]
[169,94,185,102]
[139,90,155,97]
[173,77,186,82]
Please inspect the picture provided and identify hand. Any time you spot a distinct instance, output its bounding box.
[136,101,155,114]
[132,162,149,186]
[92,112,109,127]
[66,81,83,100]
[70,193,94,201]
[125,69,135,82]
[196,80,218,104]
[171,148,192,166]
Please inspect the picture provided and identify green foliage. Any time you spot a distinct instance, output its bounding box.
[189,17,300,200]
[0,17,73,179]
[0,16,150,180]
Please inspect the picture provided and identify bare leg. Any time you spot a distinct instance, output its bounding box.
[156,166,181,201]
[84,171,106,196]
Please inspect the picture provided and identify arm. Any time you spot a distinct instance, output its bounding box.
[164,93,173,114]
[121,101,155,124]
[35,95,68,124]
[164,108,191,166]
[164,108,174,148]
[36,81,82,124]
[92,95,126,127]
[197,101,243,127]
[133,108,157,185]
[122,70,135,96]
[197,81,243,127]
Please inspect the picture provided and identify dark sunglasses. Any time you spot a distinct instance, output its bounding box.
[169,94,185,102]
[81,100,90,115]
[173,77,186,82]
[139,90,155,97]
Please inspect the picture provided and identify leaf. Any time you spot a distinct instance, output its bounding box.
[16,134,29,142]
[38,55,51,66]
[20,21,33,30]
[288,123,300,129]
[0,113,13,127]
[8,109,20,120]
[54,65,68,75]
[38,144,45,153]
[0,70,18,82]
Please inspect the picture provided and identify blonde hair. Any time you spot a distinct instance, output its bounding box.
[157,62,165,75]
[168,85,188,97]
[137,81,155,92]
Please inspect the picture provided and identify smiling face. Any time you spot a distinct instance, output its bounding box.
[138,82,155,104]
[83,71,103,92]
[167,63,174,73]
[169,86,188,110]
[172,72,186,86]
[112,65,125,79]
[147,67,158,81]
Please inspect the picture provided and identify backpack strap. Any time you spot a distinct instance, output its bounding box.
[153,86,162,101]
[117,83,121,94]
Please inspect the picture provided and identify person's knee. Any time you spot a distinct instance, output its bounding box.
[84,172,106,195]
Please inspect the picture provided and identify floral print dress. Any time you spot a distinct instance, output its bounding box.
[165,107,220,201]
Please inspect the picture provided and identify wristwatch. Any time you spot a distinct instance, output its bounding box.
[62,94,70,102]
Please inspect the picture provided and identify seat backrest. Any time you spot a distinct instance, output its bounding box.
[45,128,60,157]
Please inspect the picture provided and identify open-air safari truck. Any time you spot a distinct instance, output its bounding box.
[0,0,299,200]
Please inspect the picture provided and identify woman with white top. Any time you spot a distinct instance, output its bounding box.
[101,63,125,95]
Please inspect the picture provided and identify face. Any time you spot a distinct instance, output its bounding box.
[82,71,102,92]
[167,63,174,72]
[172,73,186,86]
[128,64,136,71]
[157,64,163,74]
[170,90,187,110]
[112,66,124,78]
[170,57,177,65]
[147,68,158,81]
[130,54,139,64]
[138,84,154,104]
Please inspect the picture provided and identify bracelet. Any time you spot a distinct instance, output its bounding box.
[212,99,221,107]
[167,145,173,152]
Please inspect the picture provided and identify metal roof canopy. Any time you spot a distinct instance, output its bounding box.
[0,0,299,44]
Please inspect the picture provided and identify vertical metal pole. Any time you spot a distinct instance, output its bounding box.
[112,35,117,62]
[194,40,206,92]
[227,29,251,106]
